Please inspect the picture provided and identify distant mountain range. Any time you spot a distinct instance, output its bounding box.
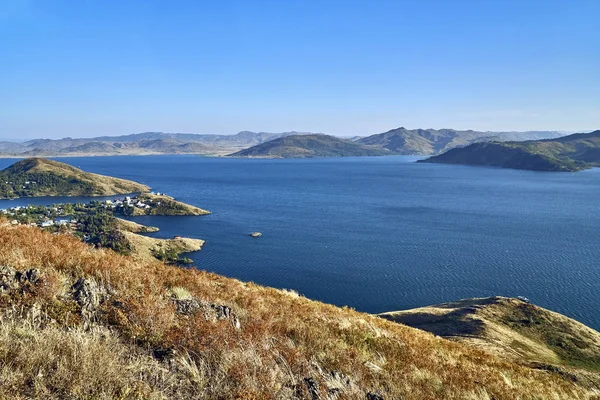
[229,134,390,158]
[420,130,600,172]
[0,128,568,158]
[356,127,564,155]
[0,131,310,157]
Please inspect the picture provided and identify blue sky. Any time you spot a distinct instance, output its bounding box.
[1,0,598,139]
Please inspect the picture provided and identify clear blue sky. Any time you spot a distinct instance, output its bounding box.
[1,0,598,139]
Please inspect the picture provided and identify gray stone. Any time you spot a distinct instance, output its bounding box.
[71,278,107,322]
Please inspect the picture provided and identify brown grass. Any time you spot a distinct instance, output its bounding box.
[0,224,596,399]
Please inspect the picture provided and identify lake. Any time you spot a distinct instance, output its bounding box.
[1,155,599,330]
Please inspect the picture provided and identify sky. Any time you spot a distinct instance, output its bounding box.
[0,0,598,140]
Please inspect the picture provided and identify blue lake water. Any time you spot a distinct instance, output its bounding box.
[1,155,599,330]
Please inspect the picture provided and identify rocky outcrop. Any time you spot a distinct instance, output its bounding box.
[173,297,241,329]
[0,265,41,292]
[70,278,109,325]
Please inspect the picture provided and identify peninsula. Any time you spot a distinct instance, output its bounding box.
[419,130,600,172]
[0,158,149,199]
[380,296,600,386]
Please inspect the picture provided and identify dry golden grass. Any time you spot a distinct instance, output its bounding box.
[121,230,204,262]
[0,224,597,399]
[115,218,159,233]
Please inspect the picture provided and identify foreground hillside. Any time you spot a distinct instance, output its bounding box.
[380,297,600,388]
[229,134,390,158]
[420,130,600,172]
[0,224,597,399]
[0,158,149,198]
[357,127,562,155]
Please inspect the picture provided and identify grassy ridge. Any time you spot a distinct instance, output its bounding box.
[420,130,600,171]
[0,223,595,399]
[380,297,600,386]
[0,158,149,198]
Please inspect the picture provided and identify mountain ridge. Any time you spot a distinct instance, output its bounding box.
[228,134,391,158]
[419,130,600,171]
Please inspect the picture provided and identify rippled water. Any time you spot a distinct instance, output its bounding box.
[1,155,599,329]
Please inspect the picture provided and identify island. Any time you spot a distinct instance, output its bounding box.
[0,158,149,199]
[419,130,600,172]
[228,134,391,158]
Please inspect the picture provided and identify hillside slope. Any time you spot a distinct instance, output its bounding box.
[0,158,149,198]
[358,127,563,155]
[419,130,600,171]
[229,134,391,158]
[0,223,596,399]
[380,297,600,387]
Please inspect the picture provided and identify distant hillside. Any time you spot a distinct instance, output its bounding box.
[0,131,312,157]
[358,127,564,155]
[0,158,149,199]
[380,297,600,386]
[419,130,600,172]
[229,134,391,158]
[0,128,568,157]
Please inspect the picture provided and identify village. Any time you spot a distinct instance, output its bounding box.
[0,192,167,230]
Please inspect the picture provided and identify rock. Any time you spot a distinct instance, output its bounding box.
[172,297,241,329]
[25,268,40,284]
[174,298,202,315]
[366,392,385,400]
[304,377,320,400]
[0,265,18,291]
[71,278,107,323]
[0,266,41,292]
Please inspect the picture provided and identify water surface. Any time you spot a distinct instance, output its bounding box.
[1,155,598,329]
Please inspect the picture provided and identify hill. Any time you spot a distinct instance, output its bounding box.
[0,223,597,399]
[0,158,149,198]
[229,134,391,158]
[357,127,563,155]
[419,130,600,172]
[380,297,600,386]
[0,131,311,157]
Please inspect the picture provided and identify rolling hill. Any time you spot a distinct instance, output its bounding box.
[229,134,391,158]
[0,158,149,199]
[357,127,564,155]
[380,297,600,387]
[419,130,600,172]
